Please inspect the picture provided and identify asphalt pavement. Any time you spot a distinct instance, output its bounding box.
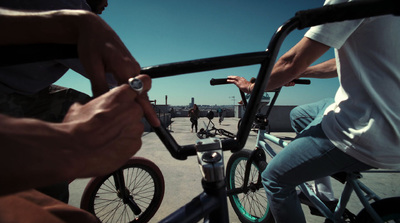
[69,117,400,223]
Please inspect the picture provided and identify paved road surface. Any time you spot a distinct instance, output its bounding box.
[69,117,400,222]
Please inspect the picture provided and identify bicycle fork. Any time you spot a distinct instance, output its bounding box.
[161,137,229,223]
[226,147,267,197]
[112,169,142,215]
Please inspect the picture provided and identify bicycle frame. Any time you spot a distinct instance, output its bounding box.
[1,1,398,222]
[198,118,236,139]
[201,119,219,137]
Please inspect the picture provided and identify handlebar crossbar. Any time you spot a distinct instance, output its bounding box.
[295,0,399,30]
[141,52,268,79]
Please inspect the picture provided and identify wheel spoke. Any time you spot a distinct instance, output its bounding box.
[83,161,164,223]
[227,150,271,222]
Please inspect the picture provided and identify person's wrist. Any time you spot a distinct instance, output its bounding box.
[248,83,253,93]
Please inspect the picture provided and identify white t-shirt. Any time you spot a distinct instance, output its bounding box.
[305,0,400,169]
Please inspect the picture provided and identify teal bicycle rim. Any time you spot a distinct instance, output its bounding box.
[229,157,269,222]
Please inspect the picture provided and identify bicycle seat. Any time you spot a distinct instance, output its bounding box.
[207,111,214,120]
[254,113,268,125]
[331,171,361,184]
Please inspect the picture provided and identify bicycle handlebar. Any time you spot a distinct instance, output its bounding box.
[291,79,310,85]
[210,78,230,86]
[210,78,310,86]
[295,0,400,29]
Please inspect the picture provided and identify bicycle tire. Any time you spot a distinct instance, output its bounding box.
[237,119,242,130]
[80,157,165,223]
[197,128,207,139]
[355,197,400,222]
[226,149,274,223]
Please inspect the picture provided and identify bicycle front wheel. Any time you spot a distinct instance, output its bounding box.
[80,157,165,223]
[226,149,274,223]
[356,197,400,222]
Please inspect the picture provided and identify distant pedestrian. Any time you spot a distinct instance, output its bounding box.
[188,104,200,132]
[169,107,175,118]
[219,109,226,124]
[217,108,222,124]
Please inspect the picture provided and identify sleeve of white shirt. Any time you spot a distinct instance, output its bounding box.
[304,0,364,49]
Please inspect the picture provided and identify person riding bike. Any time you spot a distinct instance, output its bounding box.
[227,0,400,222]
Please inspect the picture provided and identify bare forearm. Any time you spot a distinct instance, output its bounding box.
[0,7,142,97]
[0,8,94,45]
[0,83,149,196]
[265,37,331,91]
[0,115,75,195]
[300,58,337,78]
[266,54,307,91]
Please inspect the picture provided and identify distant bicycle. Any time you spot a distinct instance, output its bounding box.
[197,110,236,139]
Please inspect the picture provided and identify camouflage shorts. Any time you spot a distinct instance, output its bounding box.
[0,85,92,123]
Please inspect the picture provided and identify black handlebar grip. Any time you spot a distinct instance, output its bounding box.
[210,78,229,85]
[293,79,311,85]
[295,0,400,30]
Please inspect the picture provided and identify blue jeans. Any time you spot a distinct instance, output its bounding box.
[290,98,336,201]
[262,123,372,222]
[290,98,334,134]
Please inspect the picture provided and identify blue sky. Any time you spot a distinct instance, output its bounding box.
[55,0,339,106]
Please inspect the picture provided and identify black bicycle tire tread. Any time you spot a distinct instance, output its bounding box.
[197,129,206,139]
